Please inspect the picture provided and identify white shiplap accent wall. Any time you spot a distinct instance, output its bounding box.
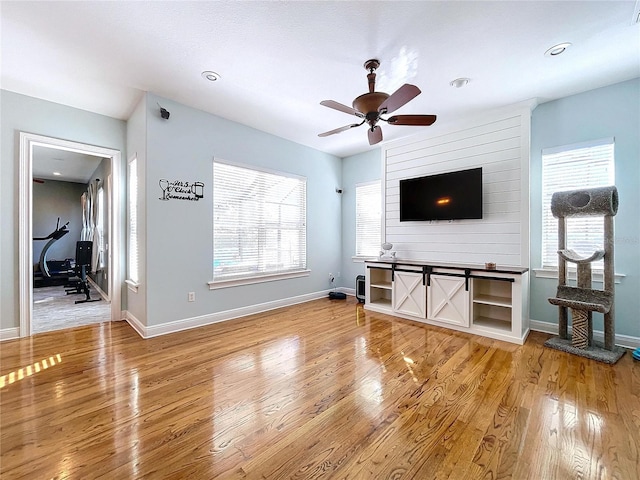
[383,105,531,267]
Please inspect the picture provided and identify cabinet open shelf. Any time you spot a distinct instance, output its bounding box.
[371,281,392,290]
[472,294,511,308]
[472,315,512,332]
[369,297,392,308]
[472,301,512,332]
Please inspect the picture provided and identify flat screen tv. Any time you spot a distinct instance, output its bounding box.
[399,167,483,221]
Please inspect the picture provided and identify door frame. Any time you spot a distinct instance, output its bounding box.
[19,132,122,336]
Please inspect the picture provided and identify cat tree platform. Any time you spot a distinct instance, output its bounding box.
[546,285,624,364]
[544,338,626,364]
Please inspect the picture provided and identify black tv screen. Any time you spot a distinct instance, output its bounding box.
[399,167,483,221]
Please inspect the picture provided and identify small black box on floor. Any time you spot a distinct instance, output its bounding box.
[355,275,365,303]
[329,291,346,300]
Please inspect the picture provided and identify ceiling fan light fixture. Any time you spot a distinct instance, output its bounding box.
[201,70,221,82]
[545,43,572,57]
[449,78,470,88]
[318,59,436,142]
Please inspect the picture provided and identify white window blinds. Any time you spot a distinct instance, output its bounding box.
[213,161,307,281]
[355,180,381,257]
[127,158,139,283]
[541,138,614,268]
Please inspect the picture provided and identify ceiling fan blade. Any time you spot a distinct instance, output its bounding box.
[378,84,421,114]
[368,126,383,145]
[320,100,365,118]
[387,114,437,126]
[318,122,363,137]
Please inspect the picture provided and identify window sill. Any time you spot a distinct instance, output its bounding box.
[125,279,140,293]
[208,269,311,290]
[533,268,625,284]
[352,256,378,263]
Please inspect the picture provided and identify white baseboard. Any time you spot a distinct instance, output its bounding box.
[124,311,146,338]
[530,319,640,349]
[338,287,356,296]
[124,289,333,339]
[0,327,20,342]
[529,319,558,335]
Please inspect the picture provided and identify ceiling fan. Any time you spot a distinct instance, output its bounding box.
[318,59,437,145]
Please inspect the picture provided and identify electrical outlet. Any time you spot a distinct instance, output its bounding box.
[188,292,195,302]
[329,273,335,284]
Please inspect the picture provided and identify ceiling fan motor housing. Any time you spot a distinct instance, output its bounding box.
[352,92,389,113]
[353,92,389,122]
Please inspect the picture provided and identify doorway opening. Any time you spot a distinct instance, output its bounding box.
[19,133,122,336]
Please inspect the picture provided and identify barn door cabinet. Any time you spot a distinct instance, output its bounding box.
[365,260,529,345]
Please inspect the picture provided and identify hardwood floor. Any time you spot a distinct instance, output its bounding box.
[1,297,638,479]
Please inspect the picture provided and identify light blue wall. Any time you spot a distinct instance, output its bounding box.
[530,78,640,338]
[340,149,381,289]
[143,94,342,325]
[0,90,126,330]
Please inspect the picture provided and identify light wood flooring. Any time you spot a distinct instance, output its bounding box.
[1,297,638,479]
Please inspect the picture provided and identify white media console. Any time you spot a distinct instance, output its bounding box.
[365,260,530,344]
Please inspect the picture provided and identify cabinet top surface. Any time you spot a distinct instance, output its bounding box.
[365,259,529,275]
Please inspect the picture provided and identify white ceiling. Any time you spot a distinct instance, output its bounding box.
[2,1,639,158]
[33,146,104,184]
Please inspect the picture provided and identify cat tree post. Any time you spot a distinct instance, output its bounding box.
[557,216,568,340]
[603,214,615,350]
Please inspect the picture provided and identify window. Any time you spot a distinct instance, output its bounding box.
[212,161,307,283]
[541,138,614,269]
[97,186,105,268]
[355,180,381,257]
[127,157,139,285]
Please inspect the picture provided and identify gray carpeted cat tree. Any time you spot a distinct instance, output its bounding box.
[544,186,625,363]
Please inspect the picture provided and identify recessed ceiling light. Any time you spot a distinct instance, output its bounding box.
[545,43,572,57]
[450,78,470,88]
[201,71,221,82]
[53,172,62,176]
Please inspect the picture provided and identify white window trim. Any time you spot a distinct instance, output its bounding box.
[355,179,382,258]
[127,155,139,290]
[352,255,378,262]
[214,158,306,181]
[125,278,140,293]
[208,269,310,289]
